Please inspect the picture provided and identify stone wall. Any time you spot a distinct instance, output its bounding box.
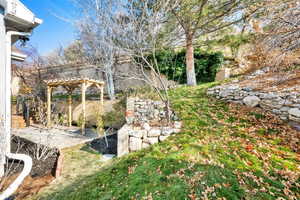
[207,84,300,123]
[117,98,182,157]
[22,61,175,96]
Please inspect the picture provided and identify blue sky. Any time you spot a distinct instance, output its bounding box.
[21,0,78,55]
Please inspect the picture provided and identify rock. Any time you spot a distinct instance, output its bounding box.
[159,136,169,142]
[142,142,150,149]
[129,130,147,138]
[148,129,161,137]
[260,100,273,110]
[259,93,277,99]
[280,107,290,112]
[142,123,151,131]
[280,116,288,121]
[288,108,300,122]
[242,87,253,92]
[144,137,159,145]
[171,113,180,121]
[289,115,300,123]
[251,69,265,76]
[272,109,281,115]
[207,90,216,96]
[227,85,239,90]
[174,129,181,133]
[243,96,261,107]
[288,108,300,118]
[102,154,115,161]
[219,90,232,98]
[161,127,174,136]
[129,137,142,151]
[153,110,160,118]
[174,121,182,129]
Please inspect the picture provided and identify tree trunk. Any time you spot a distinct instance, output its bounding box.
[105,64,115,100]
[185,34,197,86]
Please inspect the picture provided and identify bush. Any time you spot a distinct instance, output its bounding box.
[148,48,224,84]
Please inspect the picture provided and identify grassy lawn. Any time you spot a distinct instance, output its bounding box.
[30,144,105,200]
[32,83,300,200]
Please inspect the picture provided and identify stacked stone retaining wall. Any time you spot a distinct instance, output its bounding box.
[117,98,181,157]
[207,84,300,123]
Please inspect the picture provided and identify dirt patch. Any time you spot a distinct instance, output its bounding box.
[4,174,55,200]
[0,136,59,199]
[238,70,300,92]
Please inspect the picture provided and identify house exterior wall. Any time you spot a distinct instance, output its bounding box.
[0,5,6,177]
[0,0,41,179]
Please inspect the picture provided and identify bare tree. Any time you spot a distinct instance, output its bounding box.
[263,0,300,52]
[75,1,118,100]
[74,0,179,122]
[25,131,57,161]
[168,0,262,86]
[44,46,66,67]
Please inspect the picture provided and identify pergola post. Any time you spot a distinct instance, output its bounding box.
[68,92,73,127]
[47,86,52,127]
[81,82,86,135]
[100,85,104,106]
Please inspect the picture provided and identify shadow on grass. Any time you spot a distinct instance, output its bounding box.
[37,152,245,200]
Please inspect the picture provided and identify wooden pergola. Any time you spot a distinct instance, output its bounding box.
[45,78,105,134]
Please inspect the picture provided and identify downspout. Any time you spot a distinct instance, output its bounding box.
[0,154,32,200]
[0,31,32,200]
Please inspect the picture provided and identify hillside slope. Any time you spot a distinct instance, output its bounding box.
[34,83,300,200]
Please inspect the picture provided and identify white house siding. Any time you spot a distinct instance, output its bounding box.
[0,5,6,177]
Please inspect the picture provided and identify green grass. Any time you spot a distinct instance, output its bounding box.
[32,83,300,200]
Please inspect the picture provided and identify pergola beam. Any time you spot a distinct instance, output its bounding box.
[45,78,105,135]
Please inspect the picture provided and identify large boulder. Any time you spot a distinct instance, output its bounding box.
[73,100,115,127]
[243,96,261,107]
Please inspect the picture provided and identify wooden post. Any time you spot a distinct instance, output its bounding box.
[68,92,72,127]
[81,82,86,135]
[100,85,104,106]
[47,86,52,127]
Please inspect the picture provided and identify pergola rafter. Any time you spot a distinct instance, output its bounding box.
[45,78,105,135]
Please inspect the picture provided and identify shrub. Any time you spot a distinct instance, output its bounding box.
[147,48,224,84]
